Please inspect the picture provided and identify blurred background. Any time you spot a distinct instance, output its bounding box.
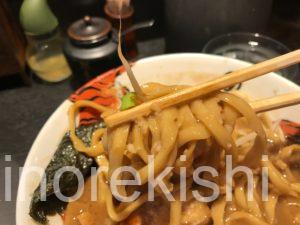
[1,0,300,90]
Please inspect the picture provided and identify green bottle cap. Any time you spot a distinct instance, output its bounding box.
[20,0,58,35]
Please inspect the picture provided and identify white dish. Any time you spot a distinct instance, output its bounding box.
[16,53,300,225]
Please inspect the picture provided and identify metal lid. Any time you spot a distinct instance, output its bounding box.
[67,16,112,45]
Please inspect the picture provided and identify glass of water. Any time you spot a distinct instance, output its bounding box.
[203,32,299,81]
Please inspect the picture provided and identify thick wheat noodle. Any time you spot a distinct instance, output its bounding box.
[234,183,248,210]
[132,124,149,163]
[105,187,148,222]
[169,198,182,225]
[108,124,130,178]
[191,99,238,160]
[247,180,264,219]
[178,105,210,146]
[217,92,267,167]
[68,100,109,157]
[174,142,196,173]
[263,192,278,224]
[263,160,299,197]
[226,211,271,225]
[211,197,227,225]
[96,153,148,222]
[68,84,300,225]
[148,116,161,154]
[137,107,179,185]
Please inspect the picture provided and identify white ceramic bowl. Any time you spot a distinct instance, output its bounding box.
[16,53,300,225]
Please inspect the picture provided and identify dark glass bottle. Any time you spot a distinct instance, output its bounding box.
[104,0,138,59]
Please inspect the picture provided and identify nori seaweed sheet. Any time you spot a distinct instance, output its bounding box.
[29,122,105,224]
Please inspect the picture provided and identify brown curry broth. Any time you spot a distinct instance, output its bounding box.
[64,177,109,225]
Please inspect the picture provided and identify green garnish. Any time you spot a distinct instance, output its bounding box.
[121,92,137,111]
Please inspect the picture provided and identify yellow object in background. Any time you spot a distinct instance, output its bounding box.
[20,0,71,83]
[28,53,71,83]
[25,30,72,83]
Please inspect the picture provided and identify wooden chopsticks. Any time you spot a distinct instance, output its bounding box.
[104,50,300,127]
[251,92,300,113]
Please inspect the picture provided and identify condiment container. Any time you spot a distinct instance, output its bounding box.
[63,16,120,88]
[104,0,137,59]
[63,16,154,88]
[20,0,71,82]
